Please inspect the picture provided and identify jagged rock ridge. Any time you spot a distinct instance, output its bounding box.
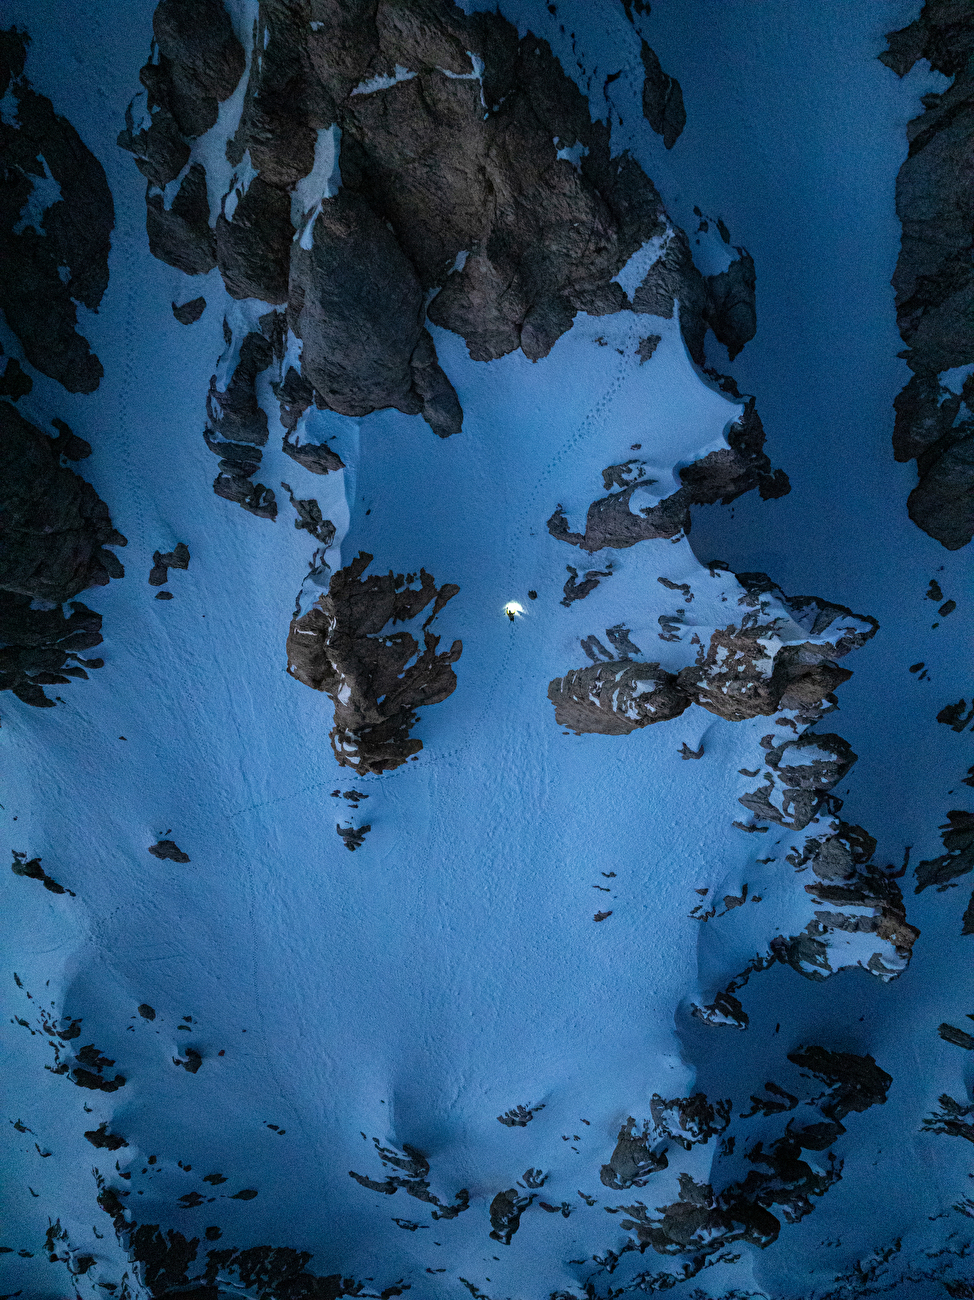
[0,27,114,393]
[120,0,783,517]
[881,1,974,548]
[0,401,125,711]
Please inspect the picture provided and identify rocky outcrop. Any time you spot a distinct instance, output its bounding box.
[774,822,919,981]
[122,0,781,512]
[600,1117,669,1190]
[547,411,787,557]
[286,551,461,774]
[549,571,876,735]
[880,3,974,548]
[604,1050,889,1267]
[95,1182,403,1300]
[914,809,974,893]
[737,732,857,832]
[0,401,125,711]
[640,42,685,150]
[676,575,877,725]
[349,1137,470,1222]
[0,27,113,393]
[0,402,126,604]
[548,659,688,735]
[488,1188,534,1245]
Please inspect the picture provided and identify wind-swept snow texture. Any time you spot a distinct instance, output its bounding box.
[1,2,973,1299]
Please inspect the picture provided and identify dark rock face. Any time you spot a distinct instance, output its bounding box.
[0,27,114,393]
[737,733,857,833]
[95,1186,397,1300]
[122,0,779,501]
[678,575,877,725]
[600,1117,668,1190]
[880,3,974,548]
[549,572,875,736]
[488,1188,535,1245]
[0,402,126,604]
[915,809,974,893]
[605,1053,890,1267]
[548,659,688,735]
[10,850,74,896]
[640,42,685,150]
[172,296,206,325]
[286,552,461,774]
[548,406,788,557]
[773,822,919,981]
[148,839,191,862]
[0,401,124,711]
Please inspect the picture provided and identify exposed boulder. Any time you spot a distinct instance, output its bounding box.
[548,659,688,735]
[880,3,974,548]
[0,27,114,393]
[677,575,877,725]
[172,296,206,325]
[737,732,857,832]
[650,1093,731,1149]
[600,1117,668,1190]
[639,42,685,150]
[286,551,461,774]
[488,1188,534,1245]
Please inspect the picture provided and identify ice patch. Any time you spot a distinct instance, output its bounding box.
[439,51,485,82]
[222,149,258,222]
[351,65,416,96]
[612,233,668,300]
[13,157,61,236]
[291,125,342,244]
[939,362,974,395]
[554,138,587,169]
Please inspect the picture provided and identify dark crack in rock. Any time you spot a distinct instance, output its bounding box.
[10,850,74,896]
[881,3,974,548]
[0,27,114,393]
[600,1117,668,1190]
[287,551,461,774]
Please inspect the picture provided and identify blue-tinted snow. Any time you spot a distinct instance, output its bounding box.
[1,2,972,1298]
